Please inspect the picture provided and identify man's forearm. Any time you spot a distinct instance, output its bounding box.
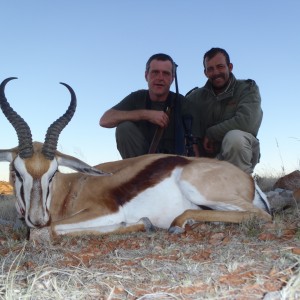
[100,109,148,128]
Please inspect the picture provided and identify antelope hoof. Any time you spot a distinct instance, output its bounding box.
[168,226,185,234]
[185,219,197,226]
[140,217,156,232]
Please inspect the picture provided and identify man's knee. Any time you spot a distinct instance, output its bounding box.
[222,130,245,152]
[220,130,260,174]
[116,121,136,140]
[115,121,149,158]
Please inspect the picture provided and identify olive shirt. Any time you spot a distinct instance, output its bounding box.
[112,90,186,155]
[183,74,263,153]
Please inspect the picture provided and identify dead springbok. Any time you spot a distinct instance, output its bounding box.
[0,77,272,239]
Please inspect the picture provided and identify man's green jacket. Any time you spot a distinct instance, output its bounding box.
[183,74,263,142]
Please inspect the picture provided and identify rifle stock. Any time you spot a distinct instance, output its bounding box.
[148,107,171,154]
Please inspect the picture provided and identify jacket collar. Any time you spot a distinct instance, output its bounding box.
[204,73,237,101]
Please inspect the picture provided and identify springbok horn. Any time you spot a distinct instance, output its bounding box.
[42,82,77,160]
[0,77,34,158]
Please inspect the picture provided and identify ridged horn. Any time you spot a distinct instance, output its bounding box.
[0,77,34,158]
[42,82,77,160]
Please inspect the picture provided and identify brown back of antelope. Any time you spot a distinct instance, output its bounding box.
[48,153,272,236]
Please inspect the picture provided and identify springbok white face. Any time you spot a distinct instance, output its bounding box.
[0,78,108,228]
[12,153,53,226]
[9,146,62,227]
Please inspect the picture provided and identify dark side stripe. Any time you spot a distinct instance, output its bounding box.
[110,156,190,206]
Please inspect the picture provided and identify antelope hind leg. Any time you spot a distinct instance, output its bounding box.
[168,209,271,234]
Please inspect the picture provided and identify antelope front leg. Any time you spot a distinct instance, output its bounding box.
[168,209,265,234]
[51,214,155,237]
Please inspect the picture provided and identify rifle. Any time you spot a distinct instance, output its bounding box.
[183,114,195,157]
[148,106,172,154]
[148,64,178,154]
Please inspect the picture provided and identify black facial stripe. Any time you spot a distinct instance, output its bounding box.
[46,170,57,199]
[20,183,25,208]
[15,169,23,183]
[12,167,26,211]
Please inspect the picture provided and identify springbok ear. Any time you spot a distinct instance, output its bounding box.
[0,149,17,162]
[56,152,111,176]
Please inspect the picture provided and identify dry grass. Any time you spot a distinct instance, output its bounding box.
[0,206,299,299]
[0,182,300,299]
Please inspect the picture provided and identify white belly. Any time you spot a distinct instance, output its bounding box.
[123,172,198,229]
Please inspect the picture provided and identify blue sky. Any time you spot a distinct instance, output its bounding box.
[1,0,299,180]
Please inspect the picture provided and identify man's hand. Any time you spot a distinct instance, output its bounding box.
[203,136,217,154]
[148,110,170,128]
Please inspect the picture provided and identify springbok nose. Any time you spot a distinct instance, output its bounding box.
[27,214,50,228]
